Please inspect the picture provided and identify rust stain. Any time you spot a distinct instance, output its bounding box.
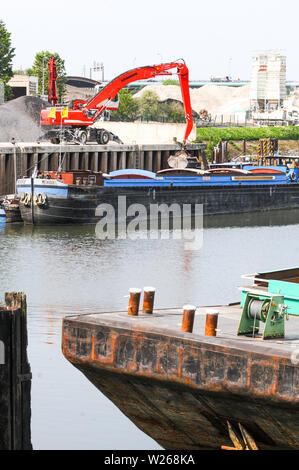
[178,347,183,377]
[90,333,96,361]
[110,332,118,364]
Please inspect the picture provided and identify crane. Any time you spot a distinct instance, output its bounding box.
[40,59,193,147]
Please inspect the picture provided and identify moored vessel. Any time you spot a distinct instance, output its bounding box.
[17,170,104,225]
[62,266,299,450]
[16,154,299,225]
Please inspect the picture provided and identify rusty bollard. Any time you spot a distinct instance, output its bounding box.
[128,288,142,316]
[181,305,196,333]
[205,309,219,336]
[142,286,156,314]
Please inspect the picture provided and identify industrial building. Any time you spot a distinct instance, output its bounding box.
[250,52,287,111]
[7,74,38,99]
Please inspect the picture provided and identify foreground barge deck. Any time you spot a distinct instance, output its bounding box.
[62,302,299,450]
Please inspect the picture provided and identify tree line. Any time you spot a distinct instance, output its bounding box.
[0,19,66,101]
[110,88,186,123]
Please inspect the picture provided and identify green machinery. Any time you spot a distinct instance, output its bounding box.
[237,292,287,340]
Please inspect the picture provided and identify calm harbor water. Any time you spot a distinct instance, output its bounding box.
[1,208,299,449]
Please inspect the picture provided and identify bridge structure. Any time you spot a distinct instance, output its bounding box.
[67,76,299,91]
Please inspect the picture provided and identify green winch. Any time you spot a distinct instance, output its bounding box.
[237,292,287,340]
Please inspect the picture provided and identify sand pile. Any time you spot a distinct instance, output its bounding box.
[134,84,251,120]
[0,96,47,142]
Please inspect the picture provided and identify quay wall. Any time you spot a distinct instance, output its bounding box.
[0,142,206,195]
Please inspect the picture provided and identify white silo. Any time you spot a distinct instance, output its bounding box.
[250,52,286,111]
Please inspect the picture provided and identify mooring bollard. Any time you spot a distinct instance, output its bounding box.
[0,292,32,450]
[181,305,196,333]
[128,288,142,316]
[205,309,219,336]
[142,287,156,314]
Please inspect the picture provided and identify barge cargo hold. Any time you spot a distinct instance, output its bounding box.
[62,268,299,450]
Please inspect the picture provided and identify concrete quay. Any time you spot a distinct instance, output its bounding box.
[0,142,206,195]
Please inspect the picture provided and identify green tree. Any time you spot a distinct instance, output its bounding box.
[110,89,139,121]
[137,90,161,121]
[0,20,15,100]
[30,51,67,102]
[161,102,185,122]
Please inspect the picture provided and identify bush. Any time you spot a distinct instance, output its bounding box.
[110,89,139,121]
[196,126,299,143]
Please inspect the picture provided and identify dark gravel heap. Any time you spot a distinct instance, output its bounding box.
[0,96,48,142]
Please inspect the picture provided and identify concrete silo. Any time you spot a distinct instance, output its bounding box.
[250,52,287,111]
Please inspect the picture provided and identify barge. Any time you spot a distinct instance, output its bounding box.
[62,267,299,450]
[16,155,299,225]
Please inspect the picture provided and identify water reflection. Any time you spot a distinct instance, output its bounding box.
[1,209,299,449]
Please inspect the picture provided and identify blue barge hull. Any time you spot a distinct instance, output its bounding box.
[16,167,299,225]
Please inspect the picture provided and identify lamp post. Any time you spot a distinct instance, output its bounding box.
[90,61,104,81]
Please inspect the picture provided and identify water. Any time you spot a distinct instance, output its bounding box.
[1,209,299,449]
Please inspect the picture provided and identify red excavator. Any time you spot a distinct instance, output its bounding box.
[40,58,193,146]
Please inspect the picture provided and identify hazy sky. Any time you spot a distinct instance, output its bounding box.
[2,0,298,81]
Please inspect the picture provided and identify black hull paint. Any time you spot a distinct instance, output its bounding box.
[19,182,299,225]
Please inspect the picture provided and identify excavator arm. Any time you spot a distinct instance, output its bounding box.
[41,60,193,146]
[48,57,58,106]
[84,60,193,145]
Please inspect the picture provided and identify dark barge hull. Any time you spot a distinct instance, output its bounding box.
[20,195,100,225]
[19,181,299,224]
[62,307,299,450]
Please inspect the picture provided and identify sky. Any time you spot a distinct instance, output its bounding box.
[1,0,299,81]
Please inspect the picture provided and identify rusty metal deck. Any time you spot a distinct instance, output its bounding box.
[62,304,299,450]
[64,303,299,354]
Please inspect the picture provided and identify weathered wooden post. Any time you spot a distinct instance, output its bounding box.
[0,292,32,450]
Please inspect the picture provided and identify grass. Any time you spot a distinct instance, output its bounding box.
[196,126,299,143]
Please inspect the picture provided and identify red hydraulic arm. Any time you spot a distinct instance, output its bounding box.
[41,60,193,145]
[85,60,193,145]
[48,57,58,106]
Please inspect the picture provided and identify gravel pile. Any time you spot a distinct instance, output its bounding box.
[0,96,47,142]
[134,84,251,120]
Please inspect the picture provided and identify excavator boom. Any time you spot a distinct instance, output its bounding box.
[85,61,193,145]
[41,60,193,145]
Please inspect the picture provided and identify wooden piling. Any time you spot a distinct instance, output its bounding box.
[0,292,32,450]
